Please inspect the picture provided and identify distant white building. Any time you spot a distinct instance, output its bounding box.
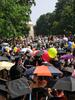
[27,21,34,39]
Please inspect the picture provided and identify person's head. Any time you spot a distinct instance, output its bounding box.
[48,88,52,94]
[15,57,22,65]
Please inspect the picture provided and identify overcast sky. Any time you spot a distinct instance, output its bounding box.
[30,0,58,25]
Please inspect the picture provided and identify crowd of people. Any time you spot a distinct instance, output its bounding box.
[0,34,75,100]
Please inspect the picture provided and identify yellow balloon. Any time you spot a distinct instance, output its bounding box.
[5,47,9,53]
[72,43,75,48]
[14,47,17,53]
[48,48,57,58]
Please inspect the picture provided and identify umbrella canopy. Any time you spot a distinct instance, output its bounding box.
[60,54,74,60]
[25,67,35,75]
[1,43,9,47]
[48,65,63,75]
[42,62,63,75]
[0,56,9,61]
[34,65,62,77]
[33,65,52,77]
[63,67,74,73]
[6,77,31,98]
[53,76,75,92]
[21,48,33,53]
[0,61,14,70]
[0,78,7,92]
[21,48,27,53]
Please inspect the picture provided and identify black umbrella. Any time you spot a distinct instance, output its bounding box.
[0,78,7,92]
[6,77,31,98]
[62,67,74,73]
[53,76,75,92]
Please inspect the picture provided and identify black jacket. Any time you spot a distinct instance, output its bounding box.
[10,64,24,80]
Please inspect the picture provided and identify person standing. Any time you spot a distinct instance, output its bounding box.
[9,57,25,100]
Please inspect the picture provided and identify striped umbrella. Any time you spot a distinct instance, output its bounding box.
[33,65,52,77]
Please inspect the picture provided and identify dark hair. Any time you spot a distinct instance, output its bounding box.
[15,56,21,64]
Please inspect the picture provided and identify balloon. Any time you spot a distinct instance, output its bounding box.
[72,43,75,49]
[21,48,33,53]
[2,47,5,53]
[5,47,10,53]
[13,47,17,53]
[48,48,57,58]
[68,41,72,48]
[41,50,50,62]
[17,48,20,52]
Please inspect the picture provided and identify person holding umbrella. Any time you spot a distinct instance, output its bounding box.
[9,57,27,100]
[10,56,25,80]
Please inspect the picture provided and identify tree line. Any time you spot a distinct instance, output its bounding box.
[35,0,75,35]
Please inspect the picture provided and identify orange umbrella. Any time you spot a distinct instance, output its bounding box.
[33,65,52,76]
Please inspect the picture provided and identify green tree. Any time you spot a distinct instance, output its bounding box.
[35,12,55,35]
[0,0,35,38]
[55,0,74,34]
[35,0,75,35]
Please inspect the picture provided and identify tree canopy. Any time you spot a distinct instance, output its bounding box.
[0,0,35,38]
[35,0,75,35]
